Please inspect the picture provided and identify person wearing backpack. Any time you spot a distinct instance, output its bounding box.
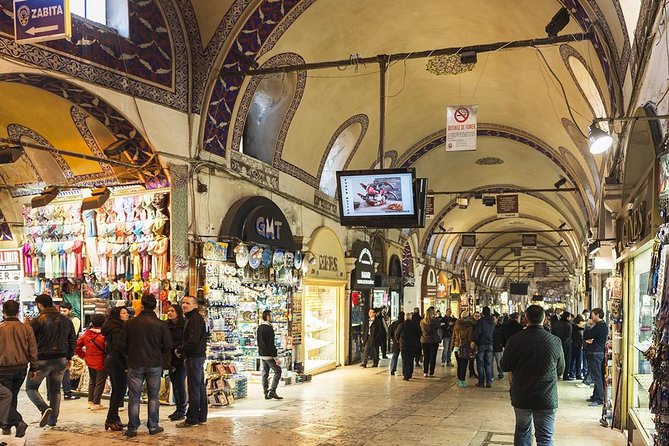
[75,314,108,411]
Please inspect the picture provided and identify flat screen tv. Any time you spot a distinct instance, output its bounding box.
[509,282,529,295]
[336,168,424,228]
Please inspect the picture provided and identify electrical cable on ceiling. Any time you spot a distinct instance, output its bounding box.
[533,46,589,139]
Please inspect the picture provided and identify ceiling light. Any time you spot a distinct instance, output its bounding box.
[456,196,469,209]
[554,177,567,189]
[0,145,23,164]
[31,186,59,208]
[558,222,567,229]
[460,51,477,65]
[588,123,613,154]
[438,223,447,232]
[545,7,570,38]
[81,187,110,211]
[482,196,496,207]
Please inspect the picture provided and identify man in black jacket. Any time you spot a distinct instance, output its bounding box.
[176,296,209,428]
[257,309,283,400]
[583,308,608,406]
[501,305,565,446]
[502,312,524,346]
[440,308,456,366]
[361,309,383,368]
[472,306,495,388]
[26,294,76,428]
[397,313,421,380]
[551,311,573,381]
[119,294,172,437]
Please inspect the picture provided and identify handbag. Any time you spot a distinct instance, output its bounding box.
[458,344,477,360]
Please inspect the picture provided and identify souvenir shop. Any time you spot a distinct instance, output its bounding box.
[387,254,403,319]
[20,187,173,323]
[348,240,375,365]
[421,266,437,313]
[198,196,301,402]
[297,226,346,375]
[0,249,23,314]
[434,270,449,315]
[613,154,659,444]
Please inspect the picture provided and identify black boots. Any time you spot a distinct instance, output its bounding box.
[266,390,283,400]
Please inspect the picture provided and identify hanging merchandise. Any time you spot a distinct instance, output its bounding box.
[20,189,174,325]
[647,227,669,446]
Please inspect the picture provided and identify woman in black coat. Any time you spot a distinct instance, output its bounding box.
[388,311,405,375]
[101,306,129,431]
[569,314,586,379]
[165,303,186,420]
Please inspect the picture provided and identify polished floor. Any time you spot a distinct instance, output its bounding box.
[4,359,626,446]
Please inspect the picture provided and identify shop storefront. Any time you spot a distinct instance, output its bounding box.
[298,226,346,375]
[21,187,173,324]
[435,270,449,315]
[421,266,437,313]
[348,240,374,364]
[388,255,403,320]
[0,249,23,313]
[613,156,658,443]
[202,196,300,402]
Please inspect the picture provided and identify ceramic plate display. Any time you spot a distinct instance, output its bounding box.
[283,252,294,269]
[234,244,249,268]
[249,246,262,269]
[262,247,273,268]
[293,251,303,269]
[273,250,284,269]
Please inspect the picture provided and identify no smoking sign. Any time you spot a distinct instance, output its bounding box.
[454,107,469,123]
[446,105,478,152]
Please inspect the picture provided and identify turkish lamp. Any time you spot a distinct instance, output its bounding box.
[588,123,613,154]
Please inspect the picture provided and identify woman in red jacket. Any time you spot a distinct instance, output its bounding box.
[75,314,107,411]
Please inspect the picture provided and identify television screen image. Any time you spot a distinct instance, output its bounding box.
[338,171,415,218]
[509,282,529,295]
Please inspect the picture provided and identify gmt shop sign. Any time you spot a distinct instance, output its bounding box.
[352,240,375,289]
[14,0,72,44]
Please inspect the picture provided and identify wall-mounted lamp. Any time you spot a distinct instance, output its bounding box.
[81,187,110,211]
[31,186,60,208]
[545,7,570,38]
[456,196,469,209]
[554,177,567,189]
[0,145,23,164]
[588,114,669,154]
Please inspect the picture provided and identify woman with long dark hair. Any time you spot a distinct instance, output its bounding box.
[453,311,476,387]
[101,306,129,431]
[165,303,186,421]
[420,306,441,378]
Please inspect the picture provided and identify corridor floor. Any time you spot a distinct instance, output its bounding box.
[4,361,626,446]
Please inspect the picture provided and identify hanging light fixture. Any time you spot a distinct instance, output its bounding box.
[588,122,613,155]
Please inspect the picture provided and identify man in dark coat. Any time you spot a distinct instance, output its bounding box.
[361,309,384,367]
[119,294,172,437]
[501,305,565,446]
[472,306,495,387]
[257,309,283,400]
[176,296,209,428]
[551,311,573,381]
[583,308,608,406]
[411,307,422,366]
[388,311,405,375]
[397,313,421,380]
[502,312,524,346]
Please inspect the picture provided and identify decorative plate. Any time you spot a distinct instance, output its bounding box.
[202,241,217,260]
[262,247,273,268]
[249,246,262,269]
[293,251,303,269]
[283,252,294,269]
[273,250,284,269]
[234,244,249,268]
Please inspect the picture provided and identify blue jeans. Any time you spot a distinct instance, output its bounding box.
[261,358,282,393]
[441,337,452,364]
[586,351,605,402]
[25,358,67,425]
[514,407,556,446]
[127,367,162,433]
[389,350,400,373]
[61,369,72,396]
[476,345,494,385]
[185,357,207,424]
[169,360,187,416]
[493,351,504,378]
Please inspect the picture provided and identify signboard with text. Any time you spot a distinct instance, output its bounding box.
[522,233,537,249]
[497,194,519,218]
[461,234,476,247]
[0,249,22,282]
[446,105,477,152]
[14,0,71,44]
[496,267,504,275]
[534,261,548,278]
[425,193,434,219]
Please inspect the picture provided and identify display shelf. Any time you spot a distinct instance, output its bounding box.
[305,326,331,333]
[633,373,654,392]
[305,339,333,351]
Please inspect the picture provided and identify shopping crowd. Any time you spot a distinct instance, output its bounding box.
[0,292,209,441]
[359,304,609,445]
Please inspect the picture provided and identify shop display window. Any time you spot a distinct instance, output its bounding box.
[631,250,655,440]
[304,286,337,372]
[372,289,388,309]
